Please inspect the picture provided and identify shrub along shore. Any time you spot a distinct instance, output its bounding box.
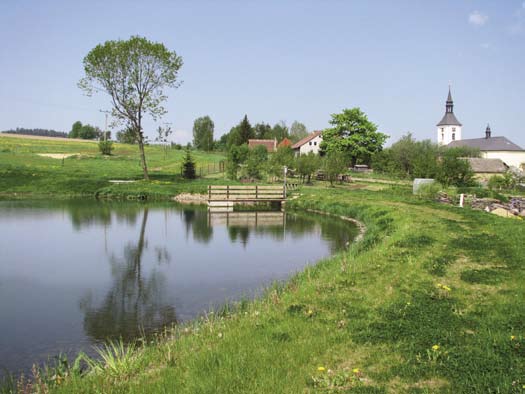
[0,185,522,393]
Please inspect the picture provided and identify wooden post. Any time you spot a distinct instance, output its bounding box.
[256,185,258,200]
[227,185,230,200]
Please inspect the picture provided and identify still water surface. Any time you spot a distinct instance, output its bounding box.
[0,200,357,376]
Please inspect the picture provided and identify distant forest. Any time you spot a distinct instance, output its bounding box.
[2,128,68,138]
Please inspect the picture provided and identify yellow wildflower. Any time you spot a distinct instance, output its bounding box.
[511,335,516,340]
[443,286,451,291]
[352,368,360,374]
[432,344,440,351]
[317,366,326,372]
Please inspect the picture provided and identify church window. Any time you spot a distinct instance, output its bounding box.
[441,132,444,141]
[309,141,312,146]
[452,127,456,132]
[452,133,456,141]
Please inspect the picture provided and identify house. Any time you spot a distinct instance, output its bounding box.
[291,131,322,155]
[448,125,525,169]
[464,157,508,182]
[248,139,277,152]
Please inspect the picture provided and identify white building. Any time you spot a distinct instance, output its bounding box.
[291,131,323,155]
[449,125,525,170]
[437,88,462,146]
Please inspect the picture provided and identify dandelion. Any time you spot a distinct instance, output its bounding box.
[443,285,451,291]
[511,335,516,341]
[352,368,360,374]
[317,366,326,372]
[307,310,314,316]
[432,344,440,351]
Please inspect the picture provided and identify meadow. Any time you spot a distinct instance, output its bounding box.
[0,135,228,199]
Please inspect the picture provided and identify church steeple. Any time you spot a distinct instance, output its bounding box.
[437,87,462,127]
[436,86,463,145]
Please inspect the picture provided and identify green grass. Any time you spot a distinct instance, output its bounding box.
[0,136,228,199]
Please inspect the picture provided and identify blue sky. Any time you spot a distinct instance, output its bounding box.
[0,0,524,146]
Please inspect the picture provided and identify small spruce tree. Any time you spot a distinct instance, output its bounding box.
[182,148,196,179]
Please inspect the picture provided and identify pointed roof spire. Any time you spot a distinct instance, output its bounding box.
[437,86,462,126]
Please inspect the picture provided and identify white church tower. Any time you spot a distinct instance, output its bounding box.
[436,87,462,145]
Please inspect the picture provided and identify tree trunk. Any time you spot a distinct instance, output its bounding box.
[137,124,149,180]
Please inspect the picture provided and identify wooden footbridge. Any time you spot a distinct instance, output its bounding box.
[207,185,286,211]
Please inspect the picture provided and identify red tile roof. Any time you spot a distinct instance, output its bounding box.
[278,138,292,148]
[248,139,277,152]
[291,131,322,149]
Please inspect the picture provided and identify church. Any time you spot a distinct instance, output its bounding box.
[436,88,525,170]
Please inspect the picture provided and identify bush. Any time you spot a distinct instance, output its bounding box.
[98,140,114,155]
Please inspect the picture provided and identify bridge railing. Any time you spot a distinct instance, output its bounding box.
[207,185,285,201]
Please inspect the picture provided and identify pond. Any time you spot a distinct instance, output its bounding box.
[0,200,358,377]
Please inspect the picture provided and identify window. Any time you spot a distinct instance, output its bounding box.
[314,141,317,146]
[309,141,312,146]
[441,133,444,141]
[452,127,456,132]
[452,133,456,141]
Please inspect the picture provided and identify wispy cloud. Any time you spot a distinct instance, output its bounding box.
[469,10,488,26]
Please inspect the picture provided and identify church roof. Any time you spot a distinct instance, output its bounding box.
[437,112,462,127]
[448,136,524,151]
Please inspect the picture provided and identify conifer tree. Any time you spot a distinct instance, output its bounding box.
[182,148,196,179]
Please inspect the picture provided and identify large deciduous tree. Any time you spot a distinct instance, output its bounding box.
[289,121,308,142]
[192,116,214,151]
[320,108,387,166]
[79,36,183,180]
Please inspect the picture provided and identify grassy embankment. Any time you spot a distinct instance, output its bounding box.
[12,185,518,393]
[0,135,229,199]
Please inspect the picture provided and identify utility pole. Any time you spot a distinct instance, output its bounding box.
[99,109,110,141]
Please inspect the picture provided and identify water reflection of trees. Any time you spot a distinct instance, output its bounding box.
[79,208,177,341]
[182,207,213,243]
[214,211,357,252]
[67,201,142,230]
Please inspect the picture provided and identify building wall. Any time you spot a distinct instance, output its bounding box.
[482,151,525,169]
[299,135,323,155]
[437,125,462,146]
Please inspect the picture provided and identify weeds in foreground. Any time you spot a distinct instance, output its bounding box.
[85,341,140,379]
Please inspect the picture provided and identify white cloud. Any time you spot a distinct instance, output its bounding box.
[469,11,488,26]
[480,42,491,49]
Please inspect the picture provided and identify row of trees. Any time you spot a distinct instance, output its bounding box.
[191,115,310,152]
[372,133,479,187]
[2,128,68,138]
[225,144,348,186]
[69,121,110,140]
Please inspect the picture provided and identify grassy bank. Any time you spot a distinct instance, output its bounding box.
[3,185,518,393]
[0,136,228,199]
